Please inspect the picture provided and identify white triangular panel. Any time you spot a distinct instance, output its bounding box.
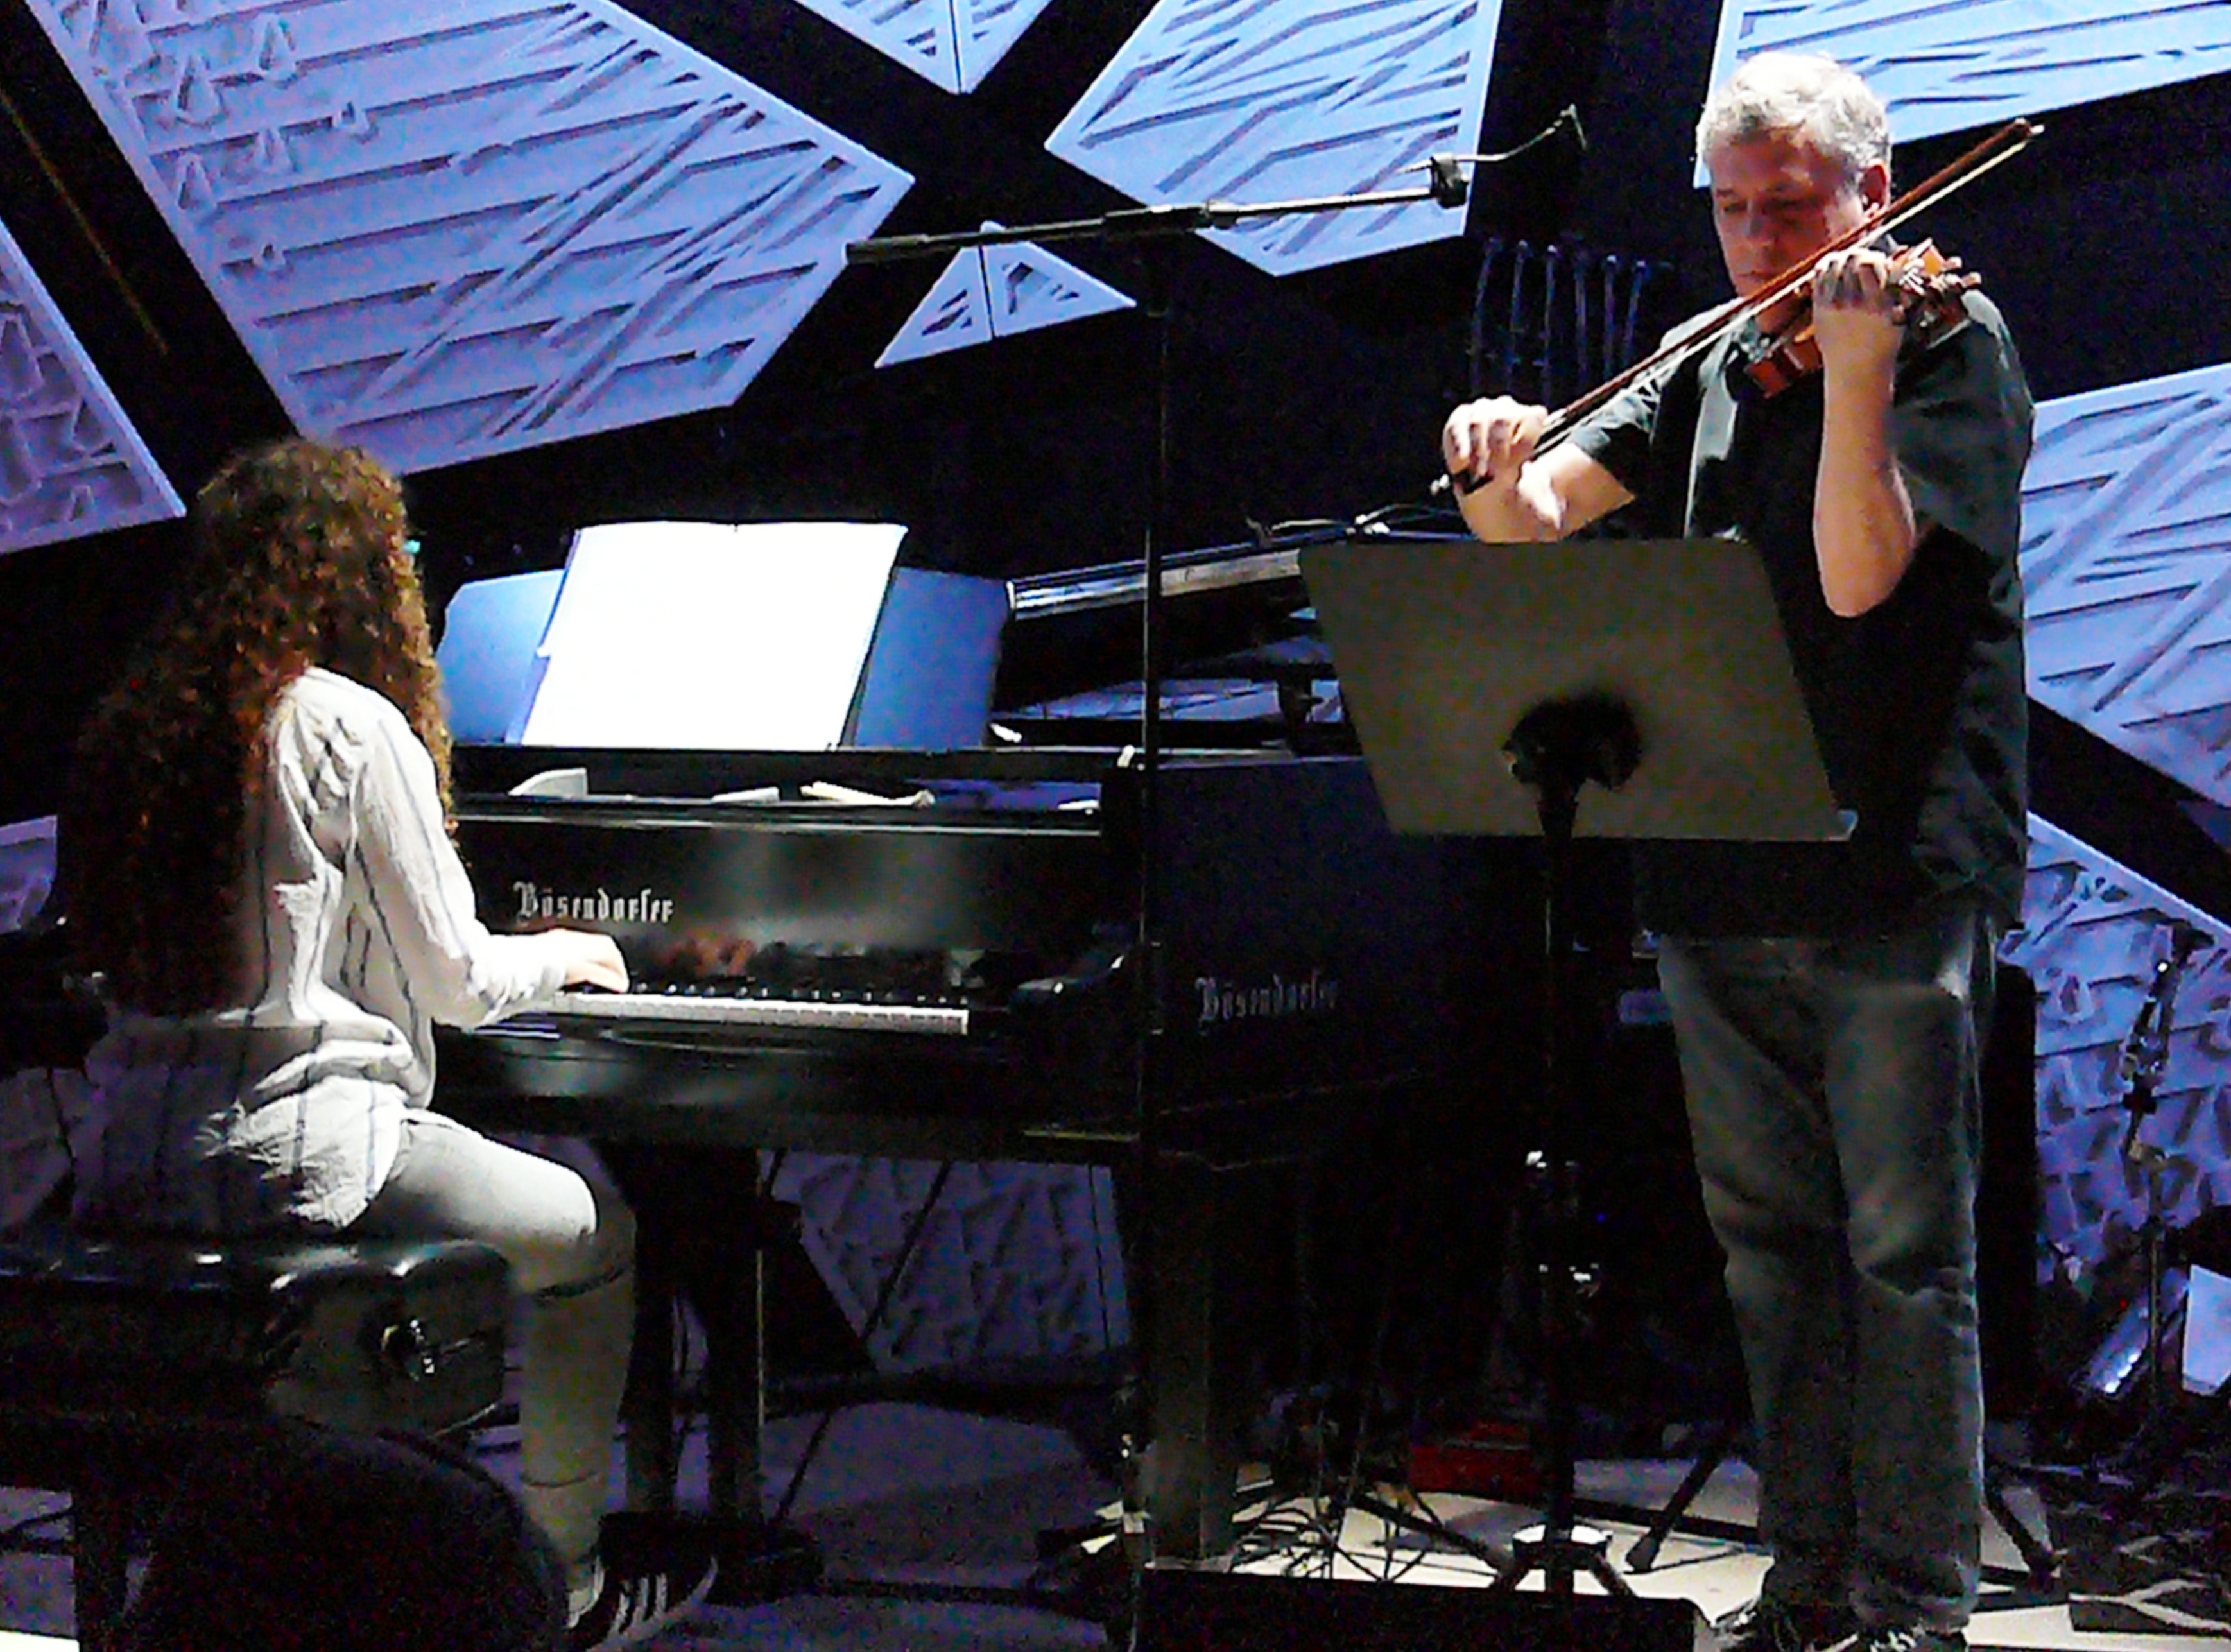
[1706,2,2231,163]
[876,252,996,366]
[0,217,182,557]
[981,235,1133,339]
[1046,0,1501,277]
[876,228,1132,366]
[0,815,58,934]
[954,0,1049,92]
[22,0,913,476]
[2022,361,2231,809]
[787,0,1056,93]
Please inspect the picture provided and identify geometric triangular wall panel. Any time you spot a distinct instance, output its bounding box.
[1046,0,1499,277]
[21,0,913,476]
[877,252,996,367]
[2023,362,2231,811]
[876,227,1133,367]
[981,236,1133,341]
[0,218,182,556]
[2010,816,2231,1275]
[1707,3,2231,152]
[0,814,58,935]
[787,0,1055,93]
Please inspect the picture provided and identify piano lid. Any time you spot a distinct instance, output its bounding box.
[995,535,1343,719]
[1005,537,1303,623]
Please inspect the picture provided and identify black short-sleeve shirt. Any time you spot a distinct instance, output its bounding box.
[1565,291,2034,936]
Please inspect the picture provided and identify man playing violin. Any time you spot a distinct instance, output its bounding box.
[1441,51,2032,1652]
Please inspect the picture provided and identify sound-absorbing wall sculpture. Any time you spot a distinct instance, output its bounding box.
[786,0,1056,93]
[21,0,913,476]
[2024,361,2231,809]
[1046,0,1501,277]
[2011,818,2231,1277]
[0,217,181,556]
[1707,1,2231,150]
[876,228,1135,367]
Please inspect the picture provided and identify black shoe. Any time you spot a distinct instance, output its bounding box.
[565,1545,717,1651]
[1849,1630,1966,1652]
[1712,1596,1859,1652]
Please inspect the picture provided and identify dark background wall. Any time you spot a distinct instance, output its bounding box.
[3,0,2226,832]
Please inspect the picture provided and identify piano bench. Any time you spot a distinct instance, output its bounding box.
[0,1229,510,1651]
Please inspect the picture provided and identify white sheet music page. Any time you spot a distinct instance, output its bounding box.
[518,521,905,749]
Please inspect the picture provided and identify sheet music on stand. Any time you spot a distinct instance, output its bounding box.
[517,521,907,750]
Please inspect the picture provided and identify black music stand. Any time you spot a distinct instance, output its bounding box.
[1300,533,1846,1639]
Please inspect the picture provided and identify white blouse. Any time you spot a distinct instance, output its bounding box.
[74,667,570,1232]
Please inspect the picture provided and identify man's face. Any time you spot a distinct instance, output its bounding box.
[1706,130,1886,306]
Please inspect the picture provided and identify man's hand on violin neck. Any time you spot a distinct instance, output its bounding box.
[1806,246,1904,381]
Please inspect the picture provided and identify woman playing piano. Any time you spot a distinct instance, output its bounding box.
[60,437,712,1649]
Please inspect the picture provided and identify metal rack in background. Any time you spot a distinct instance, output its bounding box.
[1467,237,1676,407]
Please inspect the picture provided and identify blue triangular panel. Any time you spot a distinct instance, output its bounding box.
[877,228,1134,366]
[982,237,1133,339]
[789,0,954,91]
[1046,0,1499,276]
[0,215,183,556]
[1703,1,2231,178]
[789,0,1056,94]
[952,0,1055,92]
[22,0,913,476]
[2023,361,2231,809]
[875,250,995,366]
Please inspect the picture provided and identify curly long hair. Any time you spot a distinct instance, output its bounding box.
[63,438,451,1013]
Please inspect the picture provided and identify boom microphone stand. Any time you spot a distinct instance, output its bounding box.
[850,126,1604,1578]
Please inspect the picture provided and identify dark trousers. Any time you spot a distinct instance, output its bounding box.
[1657,900,1994,1632]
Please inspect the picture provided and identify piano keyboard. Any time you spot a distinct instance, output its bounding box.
[535,988,973,1037]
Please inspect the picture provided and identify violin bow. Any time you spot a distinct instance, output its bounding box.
[1445,114,2040,494]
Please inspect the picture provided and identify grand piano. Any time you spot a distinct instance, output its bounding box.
[430,535,1474,1570]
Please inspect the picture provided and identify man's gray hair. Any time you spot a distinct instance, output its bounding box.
[1695,51,1891,185]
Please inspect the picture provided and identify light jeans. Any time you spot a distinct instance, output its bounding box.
[1657,899,1993,1633]
[347,1111,635,1588]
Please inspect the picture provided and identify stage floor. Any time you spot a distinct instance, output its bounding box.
[0,1404,2220,1649]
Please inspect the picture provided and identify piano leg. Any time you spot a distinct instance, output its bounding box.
[696,1198,762,1522]
[1139,1151,1288,1562]
[600,1145,818,1603]
[623,1217,679,1514]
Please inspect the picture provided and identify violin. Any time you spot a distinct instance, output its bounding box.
[1440,117,2037,496]
[1746,239,1981,396]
